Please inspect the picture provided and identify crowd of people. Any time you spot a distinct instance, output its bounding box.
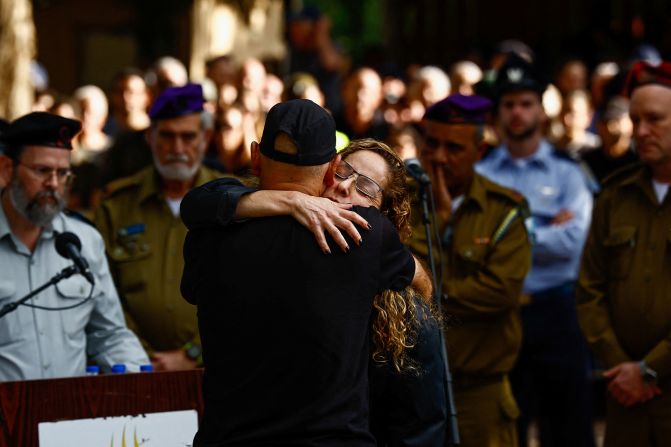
[0,10,670,446]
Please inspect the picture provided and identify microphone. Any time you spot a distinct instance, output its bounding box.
[404,158,431,186]
[55,232,94,284]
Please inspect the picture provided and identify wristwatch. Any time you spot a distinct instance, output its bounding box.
[183,342,202,362]
[639,360,658,384]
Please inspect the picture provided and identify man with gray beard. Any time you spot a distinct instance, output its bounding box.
[94,84,223,371]
[0,112,148,380]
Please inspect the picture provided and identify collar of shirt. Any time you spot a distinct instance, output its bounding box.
[490,139,554,172]
[0,189,64,253]
[617,164,661,206]
[136,167,164,204]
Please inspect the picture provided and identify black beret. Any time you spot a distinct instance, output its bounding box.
[0,112,81,155]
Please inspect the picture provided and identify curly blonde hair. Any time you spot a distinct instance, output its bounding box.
[339,139,412,242]
[340,139,436,373]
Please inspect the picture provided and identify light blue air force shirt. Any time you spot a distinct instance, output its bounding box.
[0,200,149,381]
[476,140,593,294]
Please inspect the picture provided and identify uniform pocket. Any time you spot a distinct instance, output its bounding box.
[55,275,99,337]
[108,244,152,293]
[456,244,489,276]
[603,226,636,280]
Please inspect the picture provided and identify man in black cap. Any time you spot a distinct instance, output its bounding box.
[477,55,595,446]
[94,84,222,371]
[408,94,532,446]
[181,99,419,445]
[0,112,148,380]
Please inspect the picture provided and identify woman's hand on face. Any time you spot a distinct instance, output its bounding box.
[289,193,370,254]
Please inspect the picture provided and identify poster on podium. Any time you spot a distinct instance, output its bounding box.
[38,409,198,446]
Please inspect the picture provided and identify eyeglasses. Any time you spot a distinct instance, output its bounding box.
[18,163,74,185]
[335,160,384,199]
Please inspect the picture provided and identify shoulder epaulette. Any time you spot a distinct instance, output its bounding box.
[63,209,96,228]
[482,175,526,205]
[102,173,142,196]
[601,161,645,187]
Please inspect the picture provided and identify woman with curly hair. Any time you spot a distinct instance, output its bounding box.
[184,138,448,445]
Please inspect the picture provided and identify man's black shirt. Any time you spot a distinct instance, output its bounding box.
[182,207,414,446]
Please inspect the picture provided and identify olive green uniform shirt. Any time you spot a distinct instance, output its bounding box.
[94,165,223,353]
[408,173,532,375]
[577,164,671,377]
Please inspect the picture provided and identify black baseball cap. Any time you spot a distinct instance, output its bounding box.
[494,53,547,99]
[260,99,336,166]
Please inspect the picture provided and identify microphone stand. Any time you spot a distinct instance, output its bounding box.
[0,265,79,318]
[418,181,460,446]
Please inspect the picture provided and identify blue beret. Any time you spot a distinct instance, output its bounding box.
[0,112,81,155]
[149,83,204,121]
[424,94,492,124]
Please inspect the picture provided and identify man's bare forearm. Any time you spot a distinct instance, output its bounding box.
[412,256,434,300]
[235,190,296,218]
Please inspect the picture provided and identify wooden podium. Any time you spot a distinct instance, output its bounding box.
[0,369,203,447]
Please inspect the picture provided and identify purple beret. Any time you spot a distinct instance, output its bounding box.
[149,83,204,121]
[423,94,492,124]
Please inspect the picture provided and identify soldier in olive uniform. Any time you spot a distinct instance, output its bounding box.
[408,94,532,446]
[577,61,671,446]
[95,84,223,370]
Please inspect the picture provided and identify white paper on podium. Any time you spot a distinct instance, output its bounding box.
[38,409,198,446]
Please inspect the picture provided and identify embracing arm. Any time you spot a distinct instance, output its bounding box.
[180,177,256,230]
[412,256,434,301]
[181,178,369,253]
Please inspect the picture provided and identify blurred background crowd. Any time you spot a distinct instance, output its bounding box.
[0,0,669,215]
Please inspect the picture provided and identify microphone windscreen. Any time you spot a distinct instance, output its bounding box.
[55,231,82,259]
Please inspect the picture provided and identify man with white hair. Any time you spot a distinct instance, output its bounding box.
[151,56,189,96]
[73,85,110,152]
[94,84,222,371]
[407,65,451,122]
[69,85,112,213]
